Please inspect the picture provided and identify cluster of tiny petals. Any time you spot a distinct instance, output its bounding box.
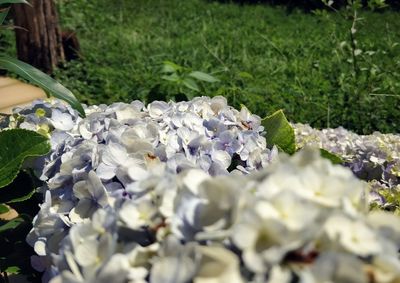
[10,97,274,187]
[10,97,276,281]
[10,99,400,282]
[33,149,400,283]
[294,123,400,207]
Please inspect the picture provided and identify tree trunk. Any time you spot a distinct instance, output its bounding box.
[12,0,64,73]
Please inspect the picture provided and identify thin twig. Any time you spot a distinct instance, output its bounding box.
[321,2,346,20]
[201,36,229,71]
[256,32,288,60]
[349,8,358,78]
[327,104,330,128]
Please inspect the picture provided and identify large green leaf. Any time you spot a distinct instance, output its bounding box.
[262,109,296,155]
[0,56,85,117]
[0,129,50,188]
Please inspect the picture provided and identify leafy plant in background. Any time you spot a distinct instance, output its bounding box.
[159,64,341,162]
[159,60,219,101]
[318,0,395,132]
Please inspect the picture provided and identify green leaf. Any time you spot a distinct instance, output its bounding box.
[0,217,24,233]
[0,56,85,117]
[188,71,219,83]
[319,148,343,164]
[162,61,182,73]
[237,71,254,80]
[182,77,200,92]
[262,109,296,155]
[0,0,30,4]
[6,189,34,204]
[5,266,20,274]
[161,73,180,82]
[0,171,35,204]
[0,129,50,188]
[0,204,9,214]
[162,65,176,74]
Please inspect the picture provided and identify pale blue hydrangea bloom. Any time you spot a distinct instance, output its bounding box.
[13,97,400,283]
[13,97,276,281]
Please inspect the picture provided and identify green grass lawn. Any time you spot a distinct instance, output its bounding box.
[2,0,400,134]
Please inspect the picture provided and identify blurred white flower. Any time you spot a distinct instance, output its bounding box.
[310,252,369,283]
[320,214,382,257]
[193,246,243,283]
[232,192,320,272]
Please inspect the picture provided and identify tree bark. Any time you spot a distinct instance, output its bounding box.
[12,0,64,73]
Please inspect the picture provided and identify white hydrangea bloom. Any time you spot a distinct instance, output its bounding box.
[7,98,400,283]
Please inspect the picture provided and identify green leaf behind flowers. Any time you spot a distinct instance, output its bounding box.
[319,148,343,164]
[262,109,296,155]
[0,129,50,188]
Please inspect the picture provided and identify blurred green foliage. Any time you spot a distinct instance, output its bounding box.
[2,0,400,134]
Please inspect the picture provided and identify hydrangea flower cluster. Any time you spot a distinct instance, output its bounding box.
[9,97,276,280]
[9,98,400,282]
[294,123,400,209]
[32,149,400,283]
[12,97,275,180]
